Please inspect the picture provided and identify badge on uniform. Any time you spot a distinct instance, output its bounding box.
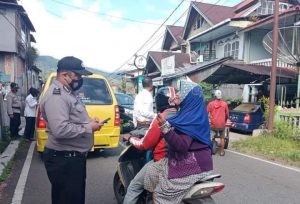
[53,87,61,95]
[63,86,71,94]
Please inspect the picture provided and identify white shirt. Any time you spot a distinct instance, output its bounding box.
[133,89,156,127]
[24,94,38,117]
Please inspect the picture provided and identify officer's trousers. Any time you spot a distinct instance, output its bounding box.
[43,149,87,204]
[10,113,21,138]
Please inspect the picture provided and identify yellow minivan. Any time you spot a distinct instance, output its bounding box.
[36,72,120,152]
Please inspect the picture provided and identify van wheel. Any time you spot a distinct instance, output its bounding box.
[212,140,218,155]
[113,172,126,204]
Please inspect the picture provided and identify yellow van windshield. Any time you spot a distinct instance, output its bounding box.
[75,78,113,105]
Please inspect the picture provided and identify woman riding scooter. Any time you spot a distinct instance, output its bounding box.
[144,80,213,204]
[122,86,178,204]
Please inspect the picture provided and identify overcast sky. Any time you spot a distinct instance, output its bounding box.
[21,0,241,73]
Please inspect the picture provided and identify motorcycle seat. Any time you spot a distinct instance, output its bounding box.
[195,174,221,184]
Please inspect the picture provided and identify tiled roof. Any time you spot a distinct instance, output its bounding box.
[148,51,190,70]
[167,25,184,45]
[193,2,236,24]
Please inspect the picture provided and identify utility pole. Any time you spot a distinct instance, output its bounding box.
[268,0,279,130]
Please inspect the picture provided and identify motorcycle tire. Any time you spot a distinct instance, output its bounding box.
[113,172,126,204]
[212,140,218,155]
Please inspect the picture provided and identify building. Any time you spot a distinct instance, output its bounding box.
[0,0,38,95]
[144,0,299,101]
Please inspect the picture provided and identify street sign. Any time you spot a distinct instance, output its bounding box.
[134,55,147,69]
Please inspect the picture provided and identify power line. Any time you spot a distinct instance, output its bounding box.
[107,0,186,78]
[50,0,161,26]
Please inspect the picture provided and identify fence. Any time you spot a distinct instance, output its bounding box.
[277,111,300,128]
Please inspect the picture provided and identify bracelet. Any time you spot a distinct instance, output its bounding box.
[159,121,171,134]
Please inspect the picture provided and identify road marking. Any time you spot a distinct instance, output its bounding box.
[227,149,300,173]
[11,141,36,204]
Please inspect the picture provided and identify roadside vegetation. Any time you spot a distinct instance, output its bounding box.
[0,127,11,153]
[232,121,300,168]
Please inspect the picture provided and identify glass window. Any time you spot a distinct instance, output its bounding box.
[115,94,134,105]
[224,43,231,57]
[231,41,239,59]
[75,78,113,105]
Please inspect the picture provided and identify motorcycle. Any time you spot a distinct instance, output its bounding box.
[113,141,225,204]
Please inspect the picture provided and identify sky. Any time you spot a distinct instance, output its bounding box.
[21,0,241,73]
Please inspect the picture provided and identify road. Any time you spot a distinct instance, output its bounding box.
[3,132,300,204]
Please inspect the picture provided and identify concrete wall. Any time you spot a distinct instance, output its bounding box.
[0,8,17,52]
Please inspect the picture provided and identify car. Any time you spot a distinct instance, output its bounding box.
[36,72,121,153]
[229,103,264,133]
[114,92,135,133]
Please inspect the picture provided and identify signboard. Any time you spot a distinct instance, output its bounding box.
[134,55,147,69]
[161,55,175,76]
[153,79,163,86]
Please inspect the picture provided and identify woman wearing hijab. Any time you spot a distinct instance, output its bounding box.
[144,80,213,204]
[24,87,39,141]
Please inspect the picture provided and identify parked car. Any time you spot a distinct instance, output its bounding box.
[36,72,121,153]
[229,103,264,133]
[114,92,135,133]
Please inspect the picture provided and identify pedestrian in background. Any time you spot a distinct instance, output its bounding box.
[40,56,103,204]
[131,77,156,136]
[24,87,39,141]
[207,90,229,156]
[6,82,21,138]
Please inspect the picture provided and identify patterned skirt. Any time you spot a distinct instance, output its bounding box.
[144,158,212,204]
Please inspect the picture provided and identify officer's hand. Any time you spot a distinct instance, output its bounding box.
[90,120,103,132]
[9,114,14,119]
[93,117,100,123]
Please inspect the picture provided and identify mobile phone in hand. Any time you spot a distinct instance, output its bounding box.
[101,117,111,124]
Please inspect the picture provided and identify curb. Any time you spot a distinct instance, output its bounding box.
[0,140,20,176]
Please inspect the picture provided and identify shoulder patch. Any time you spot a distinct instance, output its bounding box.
[52,87,61,95]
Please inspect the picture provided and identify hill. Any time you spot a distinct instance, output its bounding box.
[35,56,122,85]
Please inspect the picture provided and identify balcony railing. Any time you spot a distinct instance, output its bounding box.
[250,58,295,68]
[201,50,216,62]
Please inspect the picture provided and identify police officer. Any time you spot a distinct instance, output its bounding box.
[40,56,103,204]
[6,82,21,138]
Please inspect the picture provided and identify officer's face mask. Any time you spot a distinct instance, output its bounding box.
[66,72,83,91]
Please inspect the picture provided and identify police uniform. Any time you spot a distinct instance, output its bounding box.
[6,86,21,138]
[40,78,93,204]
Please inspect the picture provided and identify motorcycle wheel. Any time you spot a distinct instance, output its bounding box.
[212,140,218,155]
[113,172,126,204]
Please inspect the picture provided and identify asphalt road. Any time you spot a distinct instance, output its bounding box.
[6,133,300,204]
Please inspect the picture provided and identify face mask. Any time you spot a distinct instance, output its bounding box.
[69,78,83,91]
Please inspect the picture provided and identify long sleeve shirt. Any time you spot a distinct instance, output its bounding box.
[6,92,21,115]
[163,129,213,179]
[129,109,175,161]
[133,89,155,127]
[207,99,229,129]
[24,94,38,117]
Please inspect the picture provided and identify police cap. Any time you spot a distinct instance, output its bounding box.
[57,56,92,76]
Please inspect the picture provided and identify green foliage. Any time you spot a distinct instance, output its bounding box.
[26,46,39,68]
[198,82,214,100]
[0,161,13,182]
[271,121,300,141]
[259,96,270,120]
[233,135,300,167]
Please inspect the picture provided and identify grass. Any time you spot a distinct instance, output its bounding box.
[232,135,300,168]
[0,161,14,182]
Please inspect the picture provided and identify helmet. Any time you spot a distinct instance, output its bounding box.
[214,90,222,99]
[155,86,177,112]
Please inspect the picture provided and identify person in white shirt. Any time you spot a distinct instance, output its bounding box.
[131,77,155,136]
[24,87,39,141]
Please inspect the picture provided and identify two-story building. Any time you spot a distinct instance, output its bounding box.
[0,0,39,95]
[145,0,299,101]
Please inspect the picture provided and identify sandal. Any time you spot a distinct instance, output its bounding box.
[219,151,225,156]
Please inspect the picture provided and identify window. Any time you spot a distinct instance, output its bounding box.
[75,78,113,105]
[193,16,205,30]
[258,1,292,15]
[224,41,239,59]
[231,41,239,59]
[224,43,231,57]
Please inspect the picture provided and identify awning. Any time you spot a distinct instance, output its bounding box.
[203,63,297,84]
